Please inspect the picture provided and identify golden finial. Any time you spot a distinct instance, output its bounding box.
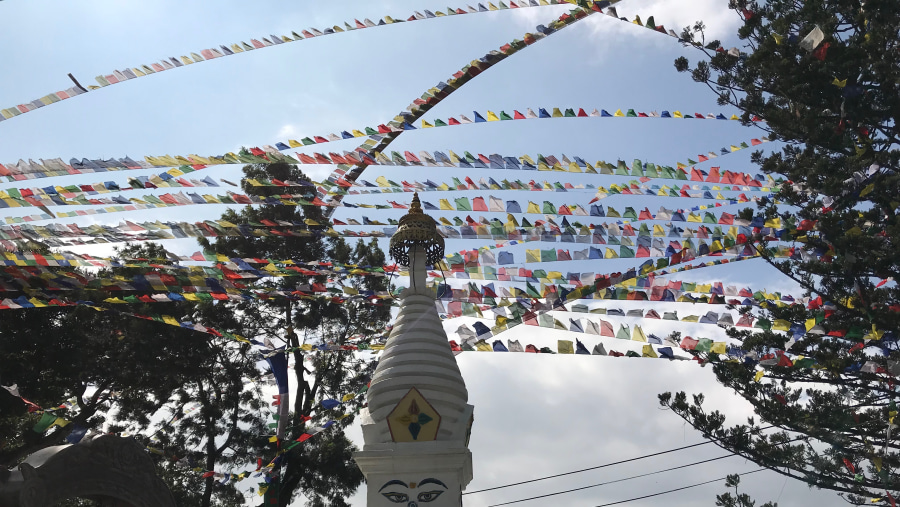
[408,192,423,214]
[389,192,445,267]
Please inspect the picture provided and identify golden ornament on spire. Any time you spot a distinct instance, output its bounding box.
[389,193,445,267]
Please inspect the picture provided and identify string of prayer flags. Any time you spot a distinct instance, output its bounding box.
[0,169,776,226]
[0,0,570,124]
[317,133,769,203]
[0,211,789,253]
[310,5,620,213]
[0,130,769,187]
[1,0,701,126]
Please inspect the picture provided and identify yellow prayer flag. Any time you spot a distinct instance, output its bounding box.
[341,393,355,402]
[710,342,727,354]
[754,370,765,382]
[439,199,453,210]
[632,325,647,342]
[51,417,71,428]
[772,319,791,331]
[557,340,574,354]
[866,325,885,341]
[486,111,500,121]
[642,345,658,358]
[475,341,492,351]
[613,109,625,117]
[421,120,434,128]
[673,111,683,118]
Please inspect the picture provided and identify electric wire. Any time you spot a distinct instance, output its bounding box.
[466,393,895,497]
[485,435,808,506]
[590,469,766,507]
[463,435,734,495]
[486,454,735,506]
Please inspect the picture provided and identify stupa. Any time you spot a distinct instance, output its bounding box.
[354,193,474,506]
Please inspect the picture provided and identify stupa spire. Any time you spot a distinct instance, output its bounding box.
[354,193,474,506]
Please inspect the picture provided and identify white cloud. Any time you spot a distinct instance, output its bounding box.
[582,0,743,43]
[277,123,301,139]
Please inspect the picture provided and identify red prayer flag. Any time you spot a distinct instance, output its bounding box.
[842,458,855,473]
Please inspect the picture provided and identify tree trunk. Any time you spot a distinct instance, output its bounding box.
[198,382,216,507]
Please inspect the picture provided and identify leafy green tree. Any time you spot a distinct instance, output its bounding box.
[660,0,900,504]
[0,242,260,506]
[199,161,391,506]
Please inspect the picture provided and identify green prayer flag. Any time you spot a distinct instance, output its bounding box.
[33,412,57,433]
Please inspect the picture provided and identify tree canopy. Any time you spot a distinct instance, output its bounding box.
[198,161,391,507]
[0,162,391,507]
[661,0,900,503]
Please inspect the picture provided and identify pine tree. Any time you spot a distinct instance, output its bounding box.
[660,0,900,503]
[199,161,391,506]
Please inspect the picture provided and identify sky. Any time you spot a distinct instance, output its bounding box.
[0,1,845,505]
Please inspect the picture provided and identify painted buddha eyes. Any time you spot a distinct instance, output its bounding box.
[379,477,448,504]
[418,490,444,502]
[381,492,409,503]
[380,490,444,503]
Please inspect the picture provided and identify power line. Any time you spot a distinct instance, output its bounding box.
[486,454,735,506]
[463,438,723,495]
[590,469,766,507]
[484,435,808,506]
[466,396,889,498]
